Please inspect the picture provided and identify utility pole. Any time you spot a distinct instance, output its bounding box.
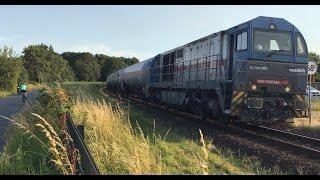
[309,75,311,125]
[307,61,318,125]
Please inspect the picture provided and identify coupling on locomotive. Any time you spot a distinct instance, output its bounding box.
[106,16,309,123]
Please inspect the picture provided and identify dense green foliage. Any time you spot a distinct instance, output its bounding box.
[0,44,140,94]
[61,52,139,81]
[23,44,75,83]
[0,46,24,91]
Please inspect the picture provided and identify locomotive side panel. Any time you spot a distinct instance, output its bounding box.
[153,31,230,119]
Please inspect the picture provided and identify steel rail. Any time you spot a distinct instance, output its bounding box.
[228,124,320,159]
[236,123,320,147]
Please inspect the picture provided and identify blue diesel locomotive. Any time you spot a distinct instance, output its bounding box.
[107,16,309,123]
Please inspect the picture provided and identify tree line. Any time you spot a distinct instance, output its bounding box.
[0,44,139,91]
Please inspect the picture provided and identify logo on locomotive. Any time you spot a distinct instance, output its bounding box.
[249,65,269,71]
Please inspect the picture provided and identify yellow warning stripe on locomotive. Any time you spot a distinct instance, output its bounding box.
[231,91,246,115]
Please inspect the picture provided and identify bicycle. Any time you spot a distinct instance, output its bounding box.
[21,90,27,103]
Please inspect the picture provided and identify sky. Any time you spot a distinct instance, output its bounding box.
[0,5,319,60]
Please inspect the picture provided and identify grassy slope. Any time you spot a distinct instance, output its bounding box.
[62,82,282,175]
[0,85,76,175]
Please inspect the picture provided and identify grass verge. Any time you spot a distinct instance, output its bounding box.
[0,85,76,175]
[62,82,284,175]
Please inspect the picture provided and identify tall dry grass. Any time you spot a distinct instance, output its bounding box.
[69,92,253,175]
[293,99,320,127]
[0,113,75,175]
[0,86,76,175]
[71,96,164,174]
[62,83,283,175]
[28,82,44,92]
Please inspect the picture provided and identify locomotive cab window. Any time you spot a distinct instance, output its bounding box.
[296,33,307,56]
[236,32,247,51]
[176,49,183,60]
[254,29,292,53]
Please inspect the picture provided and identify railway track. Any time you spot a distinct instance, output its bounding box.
[229,123,320,159]
[104,88,320,161]
[232,123,320,159]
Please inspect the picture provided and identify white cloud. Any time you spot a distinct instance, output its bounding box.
[65,43,153,60]
[65,43,111,54]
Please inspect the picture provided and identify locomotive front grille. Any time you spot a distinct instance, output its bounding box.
[247,97,263,109]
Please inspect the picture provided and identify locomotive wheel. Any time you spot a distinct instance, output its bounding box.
[196,103,206,120]
[211,100,221,121]
[182,98,190,112]
[200,102,208,120]
[190,101,207,120]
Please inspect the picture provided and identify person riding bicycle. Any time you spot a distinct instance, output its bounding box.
[19,83,27,102]
[20,83,27,93]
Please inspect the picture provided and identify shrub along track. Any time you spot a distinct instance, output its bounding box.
[102,88,320,175]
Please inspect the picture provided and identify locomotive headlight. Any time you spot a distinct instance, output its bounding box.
[251,84,257,91]
[269,23,276,30]
[285,86,290,92]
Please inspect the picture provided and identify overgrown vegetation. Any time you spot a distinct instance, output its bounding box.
[62,82,283,175]
[0,86,75,174]
[0,46,25,92]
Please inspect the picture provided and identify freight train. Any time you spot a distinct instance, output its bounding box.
[107,16,309,123]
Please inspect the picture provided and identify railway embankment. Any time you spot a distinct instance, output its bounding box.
[103,86,320,175]
[61,82,281,175]
[0,85,76,174]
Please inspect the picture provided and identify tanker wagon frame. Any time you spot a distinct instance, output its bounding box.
[107,16,309,124]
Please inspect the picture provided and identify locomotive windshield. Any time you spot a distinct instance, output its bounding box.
[296,33,307,56]
[254,30,292,54]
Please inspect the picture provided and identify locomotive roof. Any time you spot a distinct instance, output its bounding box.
[161,16,299,56]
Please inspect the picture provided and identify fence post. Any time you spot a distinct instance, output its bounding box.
[66,113,100,175]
